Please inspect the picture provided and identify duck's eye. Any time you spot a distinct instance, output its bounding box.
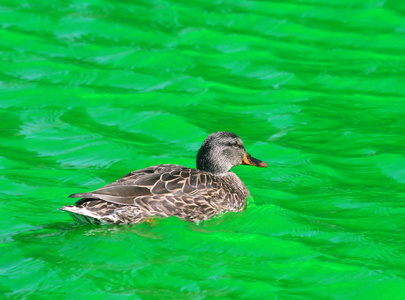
[232,142,238,148]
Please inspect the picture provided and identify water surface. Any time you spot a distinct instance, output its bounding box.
[1,0,405,299]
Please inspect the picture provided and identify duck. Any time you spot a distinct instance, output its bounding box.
[60,131,267,225]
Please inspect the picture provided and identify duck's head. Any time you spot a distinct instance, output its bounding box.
[196,131,267,175]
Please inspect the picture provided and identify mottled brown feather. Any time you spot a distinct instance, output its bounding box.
[61,131,267,225]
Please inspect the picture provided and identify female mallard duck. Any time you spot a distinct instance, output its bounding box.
[60,131,267,225]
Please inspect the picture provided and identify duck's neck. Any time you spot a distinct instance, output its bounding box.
[196,146,232,175]
[196,160,230,175]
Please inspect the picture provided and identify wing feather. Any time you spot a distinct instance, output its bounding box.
[69,165,222,210]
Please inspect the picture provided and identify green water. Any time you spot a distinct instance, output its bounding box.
[2,0,405,298]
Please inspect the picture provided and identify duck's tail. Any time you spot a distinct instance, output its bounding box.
[59,205,103,225]
[60,200,149,225]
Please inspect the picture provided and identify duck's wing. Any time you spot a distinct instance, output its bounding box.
[69,164,218,206]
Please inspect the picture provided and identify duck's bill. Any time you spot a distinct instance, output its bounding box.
[242,153,268,168]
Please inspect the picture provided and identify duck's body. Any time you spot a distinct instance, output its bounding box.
[62,164,250,225]
[60,132,267,225]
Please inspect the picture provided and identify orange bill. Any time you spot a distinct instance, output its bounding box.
[242,153,268,168]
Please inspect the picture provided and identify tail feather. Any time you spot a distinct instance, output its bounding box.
[69,193,89,198]
[60,201,147,225]
[59,205,103,225]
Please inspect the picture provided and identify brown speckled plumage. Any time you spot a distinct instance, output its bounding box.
[60,132,267,225]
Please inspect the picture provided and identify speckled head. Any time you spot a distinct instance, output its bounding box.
[196,131,267,174]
